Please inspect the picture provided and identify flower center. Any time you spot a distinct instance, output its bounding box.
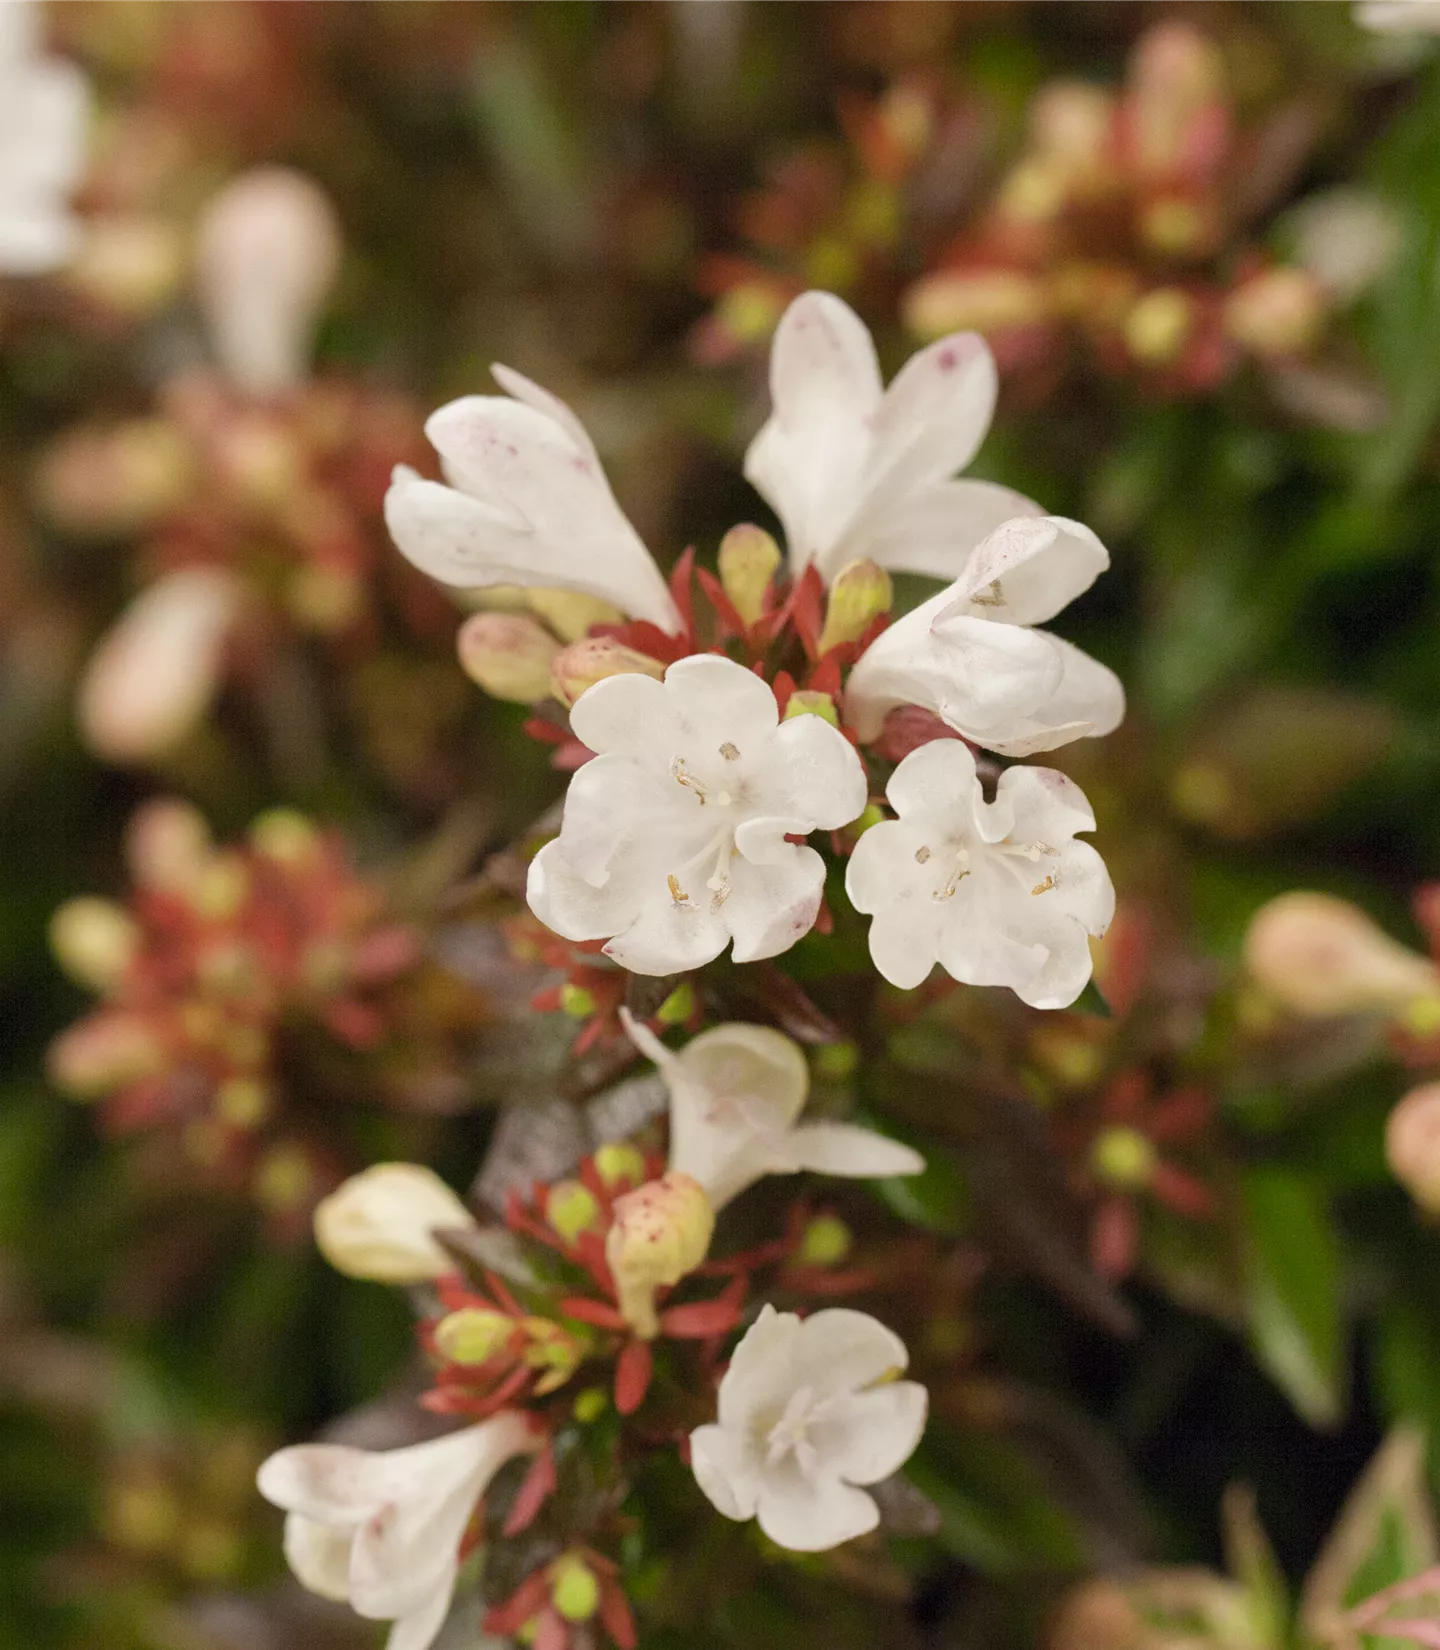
[915,836,1061,901]
[763,1385,834,1478]
[666,751,748,915]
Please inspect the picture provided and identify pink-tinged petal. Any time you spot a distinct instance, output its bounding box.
[938,516,1110,628]
[857,478,1044,585]
[489,363,600,466]
[690,1423,762,1522]
[992,763,1097,844]
[814,1382,928,1486]
[724,846,828,963]
[858,331,998,516]
[78,567,243,763]
[755,1472,880,1551]
[788,1123,925,1182]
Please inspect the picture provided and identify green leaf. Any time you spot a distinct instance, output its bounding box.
[1239,1166,1347,1429]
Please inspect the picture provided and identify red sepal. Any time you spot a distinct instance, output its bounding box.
[614,1338,653,1414]
[559,1296,628,1331]
[504,1439,557,1537]
[659,1297,743,1338]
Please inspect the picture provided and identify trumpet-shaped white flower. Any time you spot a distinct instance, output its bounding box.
[258,1412,537,1650]
[1356,1,1440,33]
[385,367,682,633]
[690,1305,926,1552]
[846,739,1114,1009]
[527,655,867,974]
[313,1163,476,1284]
[620,1008,923,1209]
[844,516,1123,757]
[0,1,89,274]
[745,290,1048,587]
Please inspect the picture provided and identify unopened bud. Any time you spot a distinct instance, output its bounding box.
[1123,288,1194,365]
[49,898,140,993]
[1223,267,1326,359]
[784,690,839,727]
[78,568,244,764]
[1089,1126,1157,1190]
[655,982,694,1026]
[798,1214,852,1267]
[126,799,213,894]
[457,612,561,704]
[526,588,625,643]
[1244,892,1440,1018]
[551,1554,600,1623]
[550,637,665,708]
[903,269,1049,339]
[818,559,891,654]
[717,525,781,626]
[433,1306,515,1366]
[195,168,343,399]
[546,1180,600,1244]
[47,1012,163,1097]
[194,854,250,922]
[558,983,597,1018]
[66,214,187,318]
[593,1142,646,1189]
[215,1076,270,1129]
[1126,22,1225,177]
[35,418,194,537]
[1387,1085,1440,1215]
[249,808,322,867]
[313,1162,475,1282]
[256,1143,315,1214]
[605,1172,713,1340]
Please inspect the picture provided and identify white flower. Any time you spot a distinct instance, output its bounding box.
[313,1163,476,1284]
[745,289,1049,586]
[1355,1,1440,33]
[0,1,89,275]
[385,368,682,633]
[257,1412,537,1650]
[843,515,1123,757]
[195,167,343,398]
[620,1008,923,1210]
[845,739,1114,1009]
[689,1305,926,1552]
[77,566,245,763]
[527,654,867,974]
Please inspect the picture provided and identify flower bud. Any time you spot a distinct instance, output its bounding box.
[49,898,140,993]
[456,612,560,704]
[593,1142,647,1189]
[558,983,597,1018]
[1122,287,1194,365]
[1387,1084,1440,1215]
[817,559,892,654]
[313,1163,474,1283]
[604,1172,713,1339]
[47,1012,163,1097]
[433,1306,515,1366]
[551,1554,600,1624]
[798,1214,852,1267]
[1243,892,1440,1018]
[902,269,1049,339]
[34,418,194,537]
[249,808,322,867]
[546,1180,601,1244]
[550,637,665,708]
[525,588,625,643]
[1223,267,1326,359]
[717,525,781,626]
[66,214,186,318]
[1089,1126,1157,1190]
[784,690,839,727]
[78,568,244,764]
[195,168,343,399]
[125,799,213,894]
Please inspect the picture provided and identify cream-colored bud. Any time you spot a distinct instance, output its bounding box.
[49,898,140,993]
[433,1306,515,1366]
[817,559,892,654]
[195,168,343,399]
[1123,288,1194,365]
[1388,1085,1440,1215]
[78,568,244,764]
[717,525,781,626]
[34,418,194,537]
[249,808,322,867]
[125,799,213,894]
[526,588,625,643]
[604,1172,713,1340]
[47,1012,163,1098]
[1223,268,1326,360]
[457,612,561,704]
[313,1163,475,1283]
[903,269,1049,340]
[1244,892,1440,1018]
[66,214,186,318]
[551,1554,601,1623]
[551,636,665,709]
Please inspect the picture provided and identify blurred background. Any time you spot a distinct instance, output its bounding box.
[9,2,1440,1647]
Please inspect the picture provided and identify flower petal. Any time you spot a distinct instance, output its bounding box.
[385,1585,457,1650]
[676,1023,810,1128]
[755,1471,880,1552]
[747,711,869,829]
[789,1307,910,1400]
[977,634,1125,757]
[283,1514,354,1603]
[662,653,783,752]
[815,1382,928,1487]
[788,1123,925,1181]
[884,738,980,824]
[526,838,643,944]
[602,879,733,974]
[690,1422,763,1522]
[716,1304,803,1431]
[992,762,1097,843]
[857,477,1043,585]
[724,845,828,964]
[937,515,1111,628]
[568,671,680,760]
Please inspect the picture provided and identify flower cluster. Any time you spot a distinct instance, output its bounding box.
[389,288,1121,1008]
[259,1012,930,1648]
[47,797,422,1211]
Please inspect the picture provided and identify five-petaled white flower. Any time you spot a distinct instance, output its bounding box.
[846,738,1114,1009]
[745,289,1046,587]
[1355,1,1440,33]
[0,0,89,275]
[620,1008,924,1209]
[527,654,868,974]
[689,1305,927,1552]
[844,515,1123,757]
[257,1412,537,1650]
[384,367,682,633]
